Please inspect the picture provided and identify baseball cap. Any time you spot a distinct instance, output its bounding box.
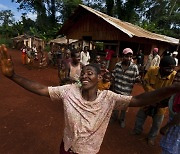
[123,48,133,54]
[153,48,158,53]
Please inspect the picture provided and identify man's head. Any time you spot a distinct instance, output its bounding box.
[153,48,158,56]
[65,49,71,59]
[159,56,176,76]
[101,60,107,69]
[84,46,89,52]
[122,48,133,64]
[71,51,80,64]
[103,72,111,83]
[95,55,101,63]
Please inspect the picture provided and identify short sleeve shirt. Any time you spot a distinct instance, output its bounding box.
[48,84,132,154]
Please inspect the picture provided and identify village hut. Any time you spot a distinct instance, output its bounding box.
[12,35,44,50]
[58,4,179,68]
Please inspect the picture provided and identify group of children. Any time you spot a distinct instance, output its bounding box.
[20,44,44,67]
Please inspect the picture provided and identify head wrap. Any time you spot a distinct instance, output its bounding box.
[123,48,133,54]
[153,48,158,53]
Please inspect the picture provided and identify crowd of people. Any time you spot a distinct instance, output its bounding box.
[20,44,46,68]
[0,44,179,154]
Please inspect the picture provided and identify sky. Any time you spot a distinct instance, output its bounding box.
[0,0,36,22]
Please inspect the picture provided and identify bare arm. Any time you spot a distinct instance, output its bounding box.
[129,83,180,107]
[0,45,49,97]
[10,74,49,97]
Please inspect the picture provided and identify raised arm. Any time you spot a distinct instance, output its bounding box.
[0,45,49,97]
[129,83,180,107]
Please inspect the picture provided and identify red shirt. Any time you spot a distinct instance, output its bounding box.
[105,49,115,60]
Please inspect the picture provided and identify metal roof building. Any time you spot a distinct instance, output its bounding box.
[58,4,179,67]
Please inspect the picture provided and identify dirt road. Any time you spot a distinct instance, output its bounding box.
[0,49,166,154]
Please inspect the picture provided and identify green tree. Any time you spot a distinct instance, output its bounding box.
[0,10,15,26]
[106,0,114,16]
[57,0,82,22]
[140,0,180,38]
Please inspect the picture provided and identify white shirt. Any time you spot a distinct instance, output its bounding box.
[48,84,132,154]
[174,57,178,66]
[80,51,90,65]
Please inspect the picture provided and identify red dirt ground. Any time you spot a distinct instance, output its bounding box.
[0,49,167,154]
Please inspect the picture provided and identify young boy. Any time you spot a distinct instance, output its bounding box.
[98,72,111,90]
[100,60,109,76]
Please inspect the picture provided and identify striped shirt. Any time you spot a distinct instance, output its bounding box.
[112,62,139,95]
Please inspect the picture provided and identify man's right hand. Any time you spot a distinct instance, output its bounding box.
[0,45,14,78]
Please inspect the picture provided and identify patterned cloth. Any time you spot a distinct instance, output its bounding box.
[48,84,132,154]
[145,54,160,71]
[112,61,139,95]
[160,95,180,154]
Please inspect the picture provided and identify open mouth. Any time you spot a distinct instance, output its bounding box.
[82,81,89,84]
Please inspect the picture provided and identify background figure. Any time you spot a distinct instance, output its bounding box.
[172,51,178,66]
[39,46,47,68]
[160,70,180,154]
[90,44,97,62]
[105,45,115,69]
[136,49,145,79]
[56,46,62,66]
[26,46,33,65]
[136,49,144,66]
[63,49,72,67]
[21,45,27,65]
[132,56,177,146]
[98,72,111,91]
[80,46,90,65]
[94,55,101,67]
[161,49,172,58]
[112,48,139,128]
[145,48,160,73]
[47,50,54,66]
[58,62,66,85]
[32,44,38,61]
[100,60,109,77]
[65,50,83,83]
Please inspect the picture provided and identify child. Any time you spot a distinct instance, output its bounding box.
[100,60,109,76]
[58,62,66,85]
[98,72,111,90]
[94,55,101,66]
[21,45,27,65]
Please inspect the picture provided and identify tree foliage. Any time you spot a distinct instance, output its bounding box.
[0,0,179,42]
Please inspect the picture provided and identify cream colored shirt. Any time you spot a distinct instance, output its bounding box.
[145,54,160,71]
[48,84,132,154]
[80,51,90,65]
